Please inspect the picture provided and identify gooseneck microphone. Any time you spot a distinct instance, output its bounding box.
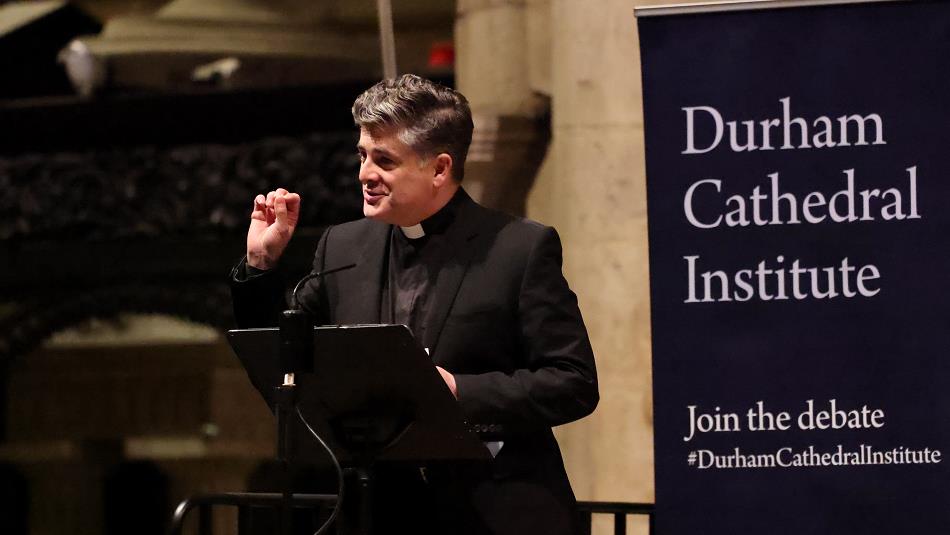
[280,263,357,377]
[290,263,357,311]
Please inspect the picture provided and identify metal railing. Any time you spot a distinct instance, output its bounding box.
[168,492,337,535]
[577,501,655,535]
[170,494,653,535]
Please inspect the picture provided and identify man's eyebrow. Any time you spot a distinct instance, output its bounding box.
[360,145,398,159]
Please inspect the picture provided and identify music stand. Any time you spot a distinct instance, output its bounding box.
[228,324,490,534]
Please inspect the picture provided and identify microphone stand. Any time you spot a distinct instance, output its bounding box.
[276,309,312,535]
[275,263,355,535]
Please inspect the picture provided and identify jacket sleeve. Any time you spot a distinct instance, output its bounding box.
[229,227,332,328]
[452,226,599,431]
[229,258,287,328]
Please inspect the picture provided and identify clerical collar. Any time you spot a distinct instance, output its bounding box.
[400,223,425,239]
[398,188,465,240]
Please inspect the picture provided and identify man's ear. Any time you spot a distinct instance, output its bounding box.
[432,153,453,186]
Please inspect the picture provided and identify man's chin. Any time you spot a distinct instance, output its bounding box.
[363,203,393,223]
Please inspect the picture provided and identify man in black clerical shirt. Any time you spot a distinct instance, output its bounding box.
[383,188,464,346]
[231,74,598,535]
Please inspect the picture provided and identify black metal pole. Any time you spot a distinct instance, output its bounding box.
[276,379,297,535]
[356,465,373,535]
[276,306,314,535]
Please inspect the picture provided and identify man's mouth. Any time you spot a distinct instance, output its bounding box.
[363,190,387,205]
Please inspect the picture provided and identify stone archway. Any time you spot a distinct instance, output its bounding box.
[0,94,367,533]
[0,283,233,365]
[2,311,277,535]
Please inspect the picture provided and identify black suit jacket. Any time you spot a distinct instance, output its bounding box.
[231,190,598,534]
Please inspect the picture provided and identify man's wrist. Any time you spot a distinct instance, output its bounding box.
[246,254,276,271]
[246,263,270,276]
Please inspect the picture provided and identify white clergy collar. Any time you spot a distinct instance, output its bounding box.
[400,223,425,239]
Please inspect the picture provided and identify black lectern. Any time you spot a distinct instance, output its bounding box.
[228,324,490,535]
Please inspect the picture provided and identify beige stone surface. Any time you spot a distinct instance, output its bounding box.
[551,0,644,128]
[456,0,552,213]
[535,0,659,520]
[525,142,559,224]
[540,125,647,241]
[460,0,677,531]
[554,235,653,502]
[526,0,552,94]
[456,0,535,116]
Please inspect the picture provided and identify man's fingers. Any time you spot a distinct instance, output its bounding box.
[274,194,289,225]
[285,193,301,217]
[261,191,277,224]
[258,189,298,226]
[275,192,302,228]
[247,190,296,269]
[285,192,301,209]
[250,194,267,221]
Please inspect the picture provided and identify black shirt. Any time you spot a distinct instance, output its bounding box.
[381,189,465,348]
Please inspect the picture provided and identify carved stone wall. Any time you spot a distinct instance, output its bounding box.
[0,131,362,363]
[0,132,360,242]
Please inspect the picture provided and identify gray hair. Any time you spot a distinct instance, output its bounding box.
[352,74,473,181]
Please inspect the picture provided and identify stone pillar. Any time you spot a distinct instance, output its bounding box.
[528,2,661,529]
[457,1,669,532]
[455,0,551,216]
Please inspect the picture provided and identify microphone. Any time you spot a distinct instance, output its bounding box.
[280,263,356,378]
[290,263,357,312]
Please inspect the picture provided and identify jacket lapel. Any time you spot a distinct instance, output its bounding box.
[337,221,390,324]
[422,193,483,355]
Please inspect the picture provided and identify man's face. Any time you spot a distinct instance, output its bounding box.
[357,127,438,226]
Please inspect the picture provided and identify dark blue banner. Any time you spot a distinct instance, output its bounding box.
[638,1,950,533]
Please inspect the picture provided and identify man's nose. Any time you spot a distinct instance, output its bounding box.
[358,161,377,184]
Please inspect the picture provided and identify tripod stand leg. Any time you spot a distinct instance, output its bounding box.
[275,383,296,535]
[356,466,373,535]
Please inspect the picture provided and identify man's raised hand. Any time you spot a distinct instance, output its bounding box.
[246,188,301,270]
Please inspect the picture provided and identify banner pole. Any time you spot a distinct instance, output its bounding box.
[635,0,906,17]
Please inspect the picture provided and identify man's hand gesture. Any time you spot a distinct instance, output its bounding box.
[246,188,301,270]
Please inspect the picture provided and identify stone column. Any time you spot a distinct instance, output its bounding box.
[458,1,666,533]
[455,0,551,216]
[528,1,665,532]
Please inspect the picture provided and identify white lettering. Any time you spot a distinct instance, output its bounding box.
[683,106,723,154]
